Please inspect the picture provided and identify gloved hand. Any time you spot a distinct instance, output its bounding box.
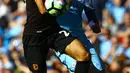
[90,21,101,33]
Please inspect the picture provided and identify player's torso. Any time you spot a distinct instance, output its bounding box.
[24,0,60,36]
[57,0,85,31]
[57,0,91,45]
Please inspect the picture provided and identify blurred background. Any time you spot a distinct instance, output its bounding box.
[0,0,129,73]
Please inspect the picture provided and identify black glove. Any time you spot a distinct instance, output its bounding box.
[90,21,101,33]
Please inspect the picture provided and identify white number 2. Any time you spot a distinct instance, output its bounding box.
[59,30,70,37]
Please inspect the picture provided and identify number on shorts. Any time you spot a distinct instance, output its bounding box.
[59,30,70,37]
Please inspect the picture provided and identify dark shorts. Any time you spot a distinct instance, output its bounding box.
[22,28,75,73]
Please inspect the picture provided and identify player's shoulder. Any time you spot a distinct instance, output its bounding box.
[71,0,83,5]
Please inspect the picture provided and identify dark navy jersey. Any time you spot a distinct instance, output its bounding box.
[57,0,84,30]
[57,0,97,31]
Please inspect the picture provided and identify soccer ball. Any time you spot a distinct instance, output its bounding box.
[45,0,69,16]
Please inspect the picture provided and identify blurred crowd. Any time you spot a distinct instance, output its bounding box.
[0,0,129,73]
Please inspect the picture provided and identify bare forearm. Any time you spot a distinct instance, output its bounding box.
[35,0,46,14]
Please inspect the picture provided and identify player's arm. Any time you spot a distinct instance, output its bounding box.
[75,0,101,33]
[82,7,101,33]
[34,0,46,14]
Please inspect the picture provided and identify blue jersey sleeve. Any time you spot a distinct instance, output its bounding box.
[82,9,88,23]
[81,4,101,33]
[82,7,97,26]
[76,0,95,9]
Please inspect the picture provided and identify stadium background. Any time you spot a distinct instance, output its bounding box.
[0,0,129,73]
